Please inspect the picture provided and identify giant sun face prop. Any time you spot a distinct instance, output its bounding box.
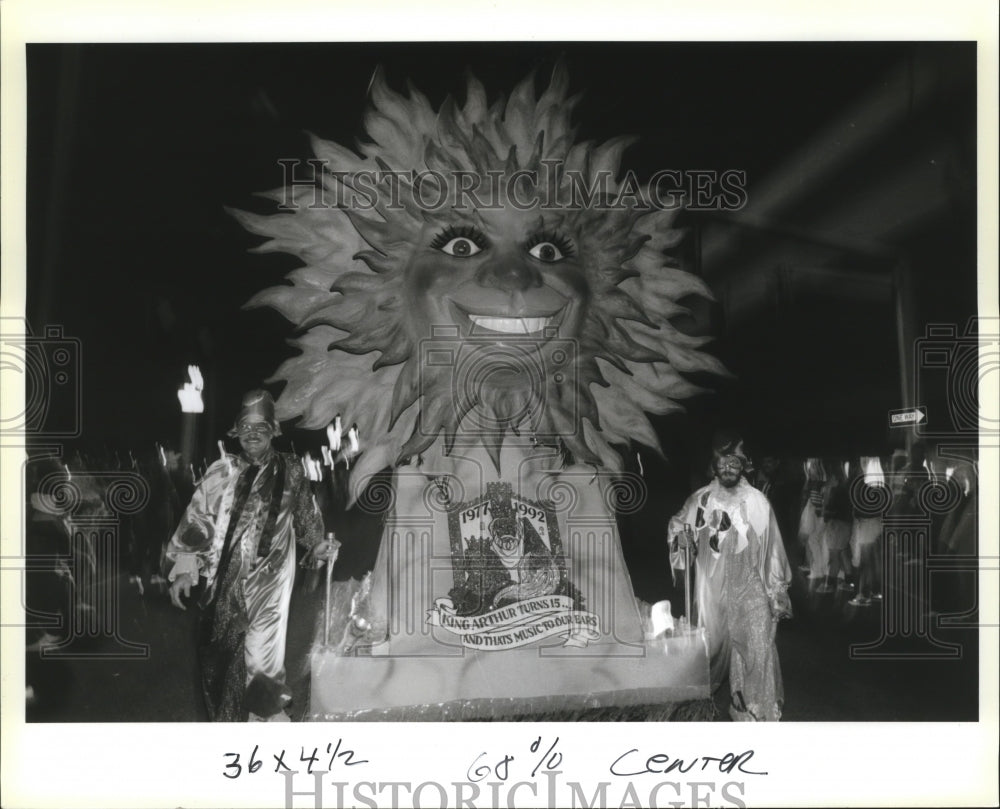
[231,64,728,490]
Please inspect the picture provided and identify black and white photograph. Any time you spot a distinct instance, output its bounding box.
[2,2,997,808]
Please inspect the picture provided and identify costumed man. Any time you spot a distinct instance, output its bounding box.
[668,433,792,721]
[166,390,336,721]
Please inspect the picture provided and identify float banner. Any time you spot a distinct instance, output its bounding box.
[427,594,601,649]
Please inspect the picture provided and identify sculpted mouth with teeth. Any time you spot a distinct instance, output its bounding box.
[470,315,553,335]
[452,301,569,340]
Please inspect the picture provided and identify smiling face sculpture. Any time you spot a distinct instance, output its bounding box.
[232,63,727,490]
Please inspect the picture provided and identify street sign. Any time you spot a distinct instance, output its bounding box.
[889,406,927,427]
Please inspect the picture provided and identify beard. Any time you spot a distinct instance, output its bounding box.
[717,470,742,489]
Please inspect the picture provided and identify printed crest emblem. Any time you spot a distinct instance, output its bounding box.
[427,482,600,650]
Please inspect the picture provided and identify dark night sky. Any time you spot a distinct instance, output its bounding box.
[26,42,978,467]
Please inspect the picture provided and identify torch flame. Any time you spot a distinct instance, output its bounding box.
[302,452,323,482]
[178,364,205,413]
[327,416,342,452]
[862,456,885,487]
[218,440,233,475]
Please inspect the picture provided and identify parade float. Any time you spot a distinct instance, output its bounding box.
[231,63,726,720]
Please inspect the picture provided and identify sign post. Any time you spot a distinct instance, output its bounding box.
[888,406,927,427]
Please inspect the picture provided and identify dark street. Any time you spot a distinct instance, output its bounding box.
[24,552,979,724]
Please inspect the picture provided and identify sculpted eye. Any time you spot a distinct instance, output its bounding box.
[528,241,565,262]
[439,237,482,257]
[526,231,574,263]
[430,225,488,258]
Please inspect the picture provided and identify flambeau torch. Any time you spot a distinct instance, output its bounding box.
[177,364,204,473]
[682,523,694,632]
[345,424,360,469]
[669,521,695,636]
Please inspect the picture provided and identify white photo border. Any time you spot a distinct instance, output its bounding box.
[2,2,997,808]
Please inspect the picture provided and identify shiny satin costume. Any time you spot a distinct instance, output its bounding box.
[669,477,792,720]
[165,450,323,720]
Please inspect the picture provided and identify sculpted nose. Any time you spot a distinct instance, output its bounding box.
[475,255,543,292]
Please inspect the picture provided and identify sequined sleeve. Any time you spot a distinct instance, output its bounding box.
[163,459,234,580]
[288,459,324,551]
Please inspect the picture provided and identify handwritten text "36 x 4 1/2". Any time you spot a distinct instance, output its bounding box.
[222,739,368,779]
